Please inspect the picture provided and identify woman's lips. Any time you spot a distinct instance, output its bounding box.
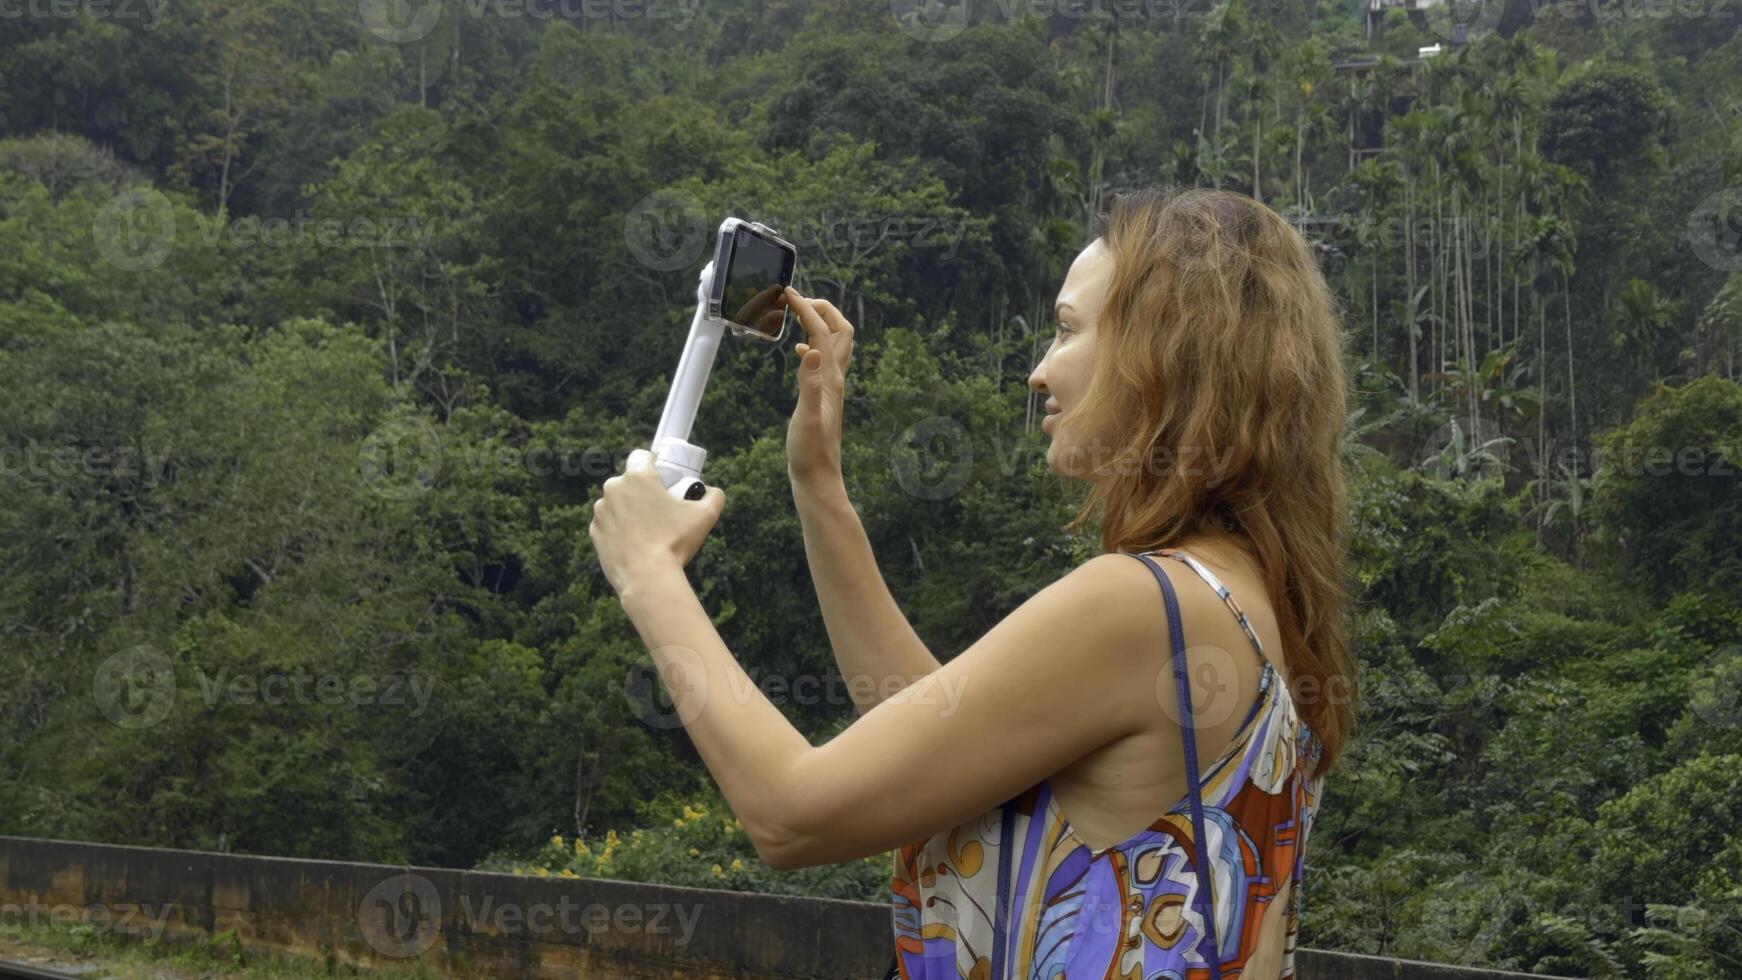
[1042,412,1058,432]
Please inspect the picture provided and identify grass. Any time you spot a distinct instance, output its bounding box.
[0,920,436,979]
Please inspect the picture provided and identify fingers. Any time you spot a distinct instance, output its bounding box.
[806,298,854,371]
[808,298,854,338]
[784,288,856,376]
[783,286,832,343]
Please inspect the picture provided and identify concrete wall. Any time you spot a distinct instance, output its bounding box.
[0,837,1574,979]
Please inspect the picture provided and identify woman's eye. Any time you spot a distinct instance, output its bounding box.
[1053,320,1072,337]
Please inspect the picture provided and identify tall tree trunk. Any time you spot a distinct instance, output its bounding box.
[1563,274,1578,484]
[1252,112,1262,203]
[1536,289,1547,542]
[1406,175,1419,401]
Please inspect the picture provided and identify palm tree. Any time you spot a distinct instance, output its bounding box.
[1613,277,1678,383]
[1200,1,1247,144]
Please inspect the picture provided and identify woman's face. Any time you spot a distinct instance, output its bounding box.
[1028,237,1114,479]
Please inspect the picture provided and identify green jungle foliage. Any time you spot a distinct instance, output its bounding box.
[1,0,1739,975]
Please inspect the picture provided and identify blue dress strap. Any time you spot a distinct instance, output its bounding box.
[990,800,1013,977]
[1129,550,1224,980]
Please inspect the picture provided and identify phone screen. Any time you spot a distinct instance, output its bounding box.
[721,229,794,340]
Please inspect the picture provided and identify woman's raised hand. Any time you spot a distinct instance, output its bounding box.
[784,286,854,490]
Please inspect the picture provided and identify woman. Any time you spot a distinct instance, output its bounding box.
[588,185,1357,979]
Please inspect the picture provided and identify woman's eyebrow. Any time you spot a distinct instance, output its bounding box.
[1055,301,1074,316]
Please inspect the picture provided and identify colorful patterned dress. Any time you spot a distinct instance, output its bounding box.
[889,548,1325,980]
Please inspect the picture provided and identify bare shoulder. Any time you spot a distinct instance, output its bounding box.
[1069,550,1275,734]
[1047,553,1224,684]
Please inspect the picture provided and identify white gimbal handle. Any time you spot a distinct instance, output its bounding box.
[639,259,722,501]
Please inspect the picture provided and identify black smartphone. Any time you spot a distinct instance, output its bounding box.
[708,218,797,343]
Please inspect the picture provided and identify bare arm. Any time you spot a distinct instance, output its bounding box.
[782,287,941,714]
[794,476,943,715]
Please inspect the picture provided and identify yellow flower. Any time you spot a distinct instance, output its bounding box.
[532,867,549,877]
[673,818,685,828]
[559,869,578,879]
[710,864,723,876]
[605,829,619,845]
[551,835,564,850]
[729,858,744,873]
[688,847,700,857]
[575,839,588,855]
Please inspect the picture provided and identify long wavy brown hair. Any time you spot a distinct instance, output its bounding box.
[1063,185,1357,778]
